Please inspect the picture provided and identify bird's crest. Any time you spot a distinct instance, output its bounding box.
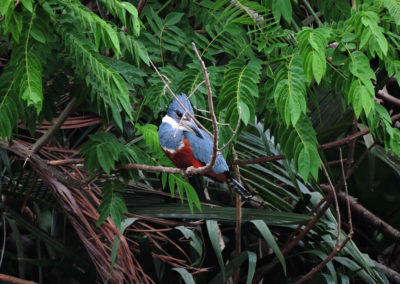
[167,94,194,117]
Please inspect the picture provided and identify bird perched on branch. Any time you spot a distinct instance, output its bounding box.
[158,94,252,199]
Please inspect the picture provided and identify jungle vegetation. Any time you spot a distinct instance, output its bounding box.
[1,0,400,283]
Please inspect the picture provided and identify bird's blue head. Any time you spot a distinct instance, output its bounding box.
[164,94,202,138]
[167,94,194,120]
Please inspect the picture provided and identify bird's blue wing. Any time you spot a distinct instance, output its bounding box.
[185,129,228,174]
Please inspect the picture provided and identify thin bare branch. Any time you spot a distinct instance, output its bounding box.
[31,97,77,154]
[377,86,400,108]
[295,151,354,284]
[219,111,242,151]
[321,160,341,246]
[184,42,218,176]
[235,112,400,165]
[232,146,242,284]
[0,274,37,284]
[188,80,205,99]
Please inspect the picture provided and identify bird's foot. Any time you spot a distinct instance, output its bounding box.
[184,166,197,176]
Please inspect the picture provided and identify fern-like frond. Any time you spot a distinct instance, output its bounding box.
[218,59,261,127]
[298,27,331,84]
[267,112,320,181]
[99,0,140,36]
[383,0,400,26]
[11,9,44,114]
[81,132,138,175]
[57,0,120,55]
[273,54,307,126]
[0,71,20,140]
[144,8,190,64]
[97,180,128,229]
[60,26,132,129]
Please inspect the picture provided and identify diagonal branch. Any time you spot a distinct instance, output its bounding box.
[185,42,218,176]
[31,96,77,154]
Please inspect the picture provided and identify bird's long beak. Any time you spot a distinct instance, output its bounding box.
[181,114,203,138]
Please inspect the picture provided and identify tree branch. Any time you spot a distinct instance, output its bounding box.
[377,87,400,108]
[0,139,82,188]
[234,112,400,165]
[186,42,219,176]
[0,274,37,284]
[31,96,77,154]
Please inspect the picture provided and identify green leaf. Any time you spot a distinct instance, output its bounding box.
[272,0,292,24]
[20,0,33,12]
[218,59,261,128]
[0,0,13,16]
[80,132,126,174]
[165,12,184,26]
[132,205,311,226]
[97,180,128,229]
[172,268,195,284]
[273,54,307,126]
[239,101,250,125]
[206,220,225,281]
[383,0,400,25]
[246,251,257,284]
[175,226,202,258]
[60,29,132,127]
[250,220,286,274]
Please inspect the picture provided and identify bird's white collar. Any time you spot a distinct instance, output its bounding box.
[162,115,187,131]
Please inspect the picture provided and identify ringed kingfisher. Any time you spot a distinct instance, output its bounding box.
[158,94,252,199]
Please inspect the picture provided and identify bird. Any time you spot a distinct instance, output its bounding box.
[158,94,253,199]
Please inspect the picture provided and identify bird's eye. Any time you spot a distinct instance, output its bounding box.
[176,111,183,118]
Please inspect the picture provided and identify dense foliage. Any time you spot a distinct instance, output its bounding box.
[1,0,400,283]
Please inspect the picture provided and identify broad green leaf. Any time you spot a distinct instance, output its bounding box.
[206,220,225,281]
[246,251,257,284]
[132,205,311,226]
[172,268,195,284]
[250,220,286,274]
[272,0,292,24]
[175,226,202,258]
[21,0,33,12]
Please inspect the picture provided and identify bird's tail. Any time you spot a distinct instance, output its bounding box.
[226,173,253,199]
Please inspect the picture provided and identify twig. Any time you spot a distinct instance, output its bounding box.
[137,0,147,15]
[185,42,218,176]
[302,0,323,27]
[0,273,37,284]
[232,146,242,284]
[294,151,354,284]
[0,215,6,270]
[377,87,400,108]
[219,111,242,151]
[187,80,205,99]
[31,97,77,154]
[234,112,400,165]
[373,260,400,283]
[344,113,358,175]
[0,139,82,188]
[229,0,264,23]
[118,163,184,175]
[48,158,84,166]
[255,198,332,282]
[352,0,357,11]
[335,142,376,191]
[321,160,341,247]
[336,191,400,243]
